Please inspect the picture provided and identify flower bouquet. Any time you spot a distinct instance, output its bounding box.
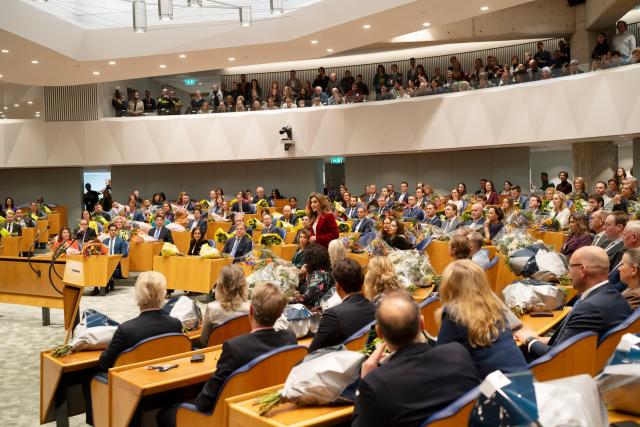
[388,249,435,288]
[333,201,346,214]
[198,199,210,209]
[336,220,352,233]
[214,228,233,244]
[82,240,108,258]
[161,242,181,257]
[366,236,391,256]
[256,199,270,209]
[460,210,473,222]
[571,198,586,214]
[627,200,640,219]
[539,217,560,232]
[504,209,534,230]
[260,233,284,246]
[247,217,264,230]
[338,232,362,252]
[246,255,300,298]
[276,220,296,232]
[199,243,221,259]
[295,209,307,218]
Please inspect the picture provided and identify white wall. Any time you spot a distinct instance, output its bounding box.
[530,147,574,190]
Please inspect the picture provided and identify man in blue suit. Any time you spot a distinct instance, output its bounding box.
[517,246,632,360]
[148,214,174,243]
[92,224,129,295]
[403,196,424,222]
[261,212,284,238]
[373,197,392,217]
[345,196,362,220]
[609,220,640,291]
[352,207,375,234]
[464,203,485,229]
[511,185,528,209]
[188,208,208,236]
[423,202,442,227]
[222,222,253,262]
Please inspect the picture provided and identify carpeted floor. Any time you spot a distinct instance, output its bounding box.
[0,276,206,427]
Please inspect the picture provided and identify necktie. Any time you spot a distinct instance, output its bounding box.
[109,239,115,255]
[354,220,362,232]
[349,208,354,218]
[154,228,161,240]
[230,238,240,257]
[8,223,12,234]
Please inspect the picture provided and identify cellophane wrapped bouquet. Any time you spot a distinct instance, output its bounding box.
[245,250,300,298]
[387,249,435,292]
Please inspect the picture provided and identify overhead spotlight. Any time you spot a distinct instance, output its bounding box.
[480,6,489,11]
[422,22,431,27]
[27,101,33,104]
[159,64,167,68]
[1,49,9,53]
[362,24,371,29]
[239,6,252,27]
[158,0,173,21]
[14,104,20,108]
[108,60,116,65]
[0,75,3,78]
[228,57,236,61]
[187,0,202,7]
[92,71,100,75]
[310,40,318,44]
[326,48,334,53]
[179,54,187,58]
[31,60,39,64]
[270,0,283,15]
[132,0,147,33]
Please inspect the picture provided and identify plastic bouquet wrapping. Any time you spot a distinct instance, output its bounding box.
[338,232,362,252]
[247,217,264,231]
[295,210,307,219]
[52,309,119,357]
[260,233,284,246]
[387,249,434,288]
[365,235,392,256]
[597,333,640,416]
[336,220,351,233]
[627,200,640,219]
[161,242,180,256]
[166,222,186,232]
[199,243,221,259]
[0,227,9,237]
[132,221,152,233]
[135,231,155,243]
[333,201,346,215]
[214,228,233,244]
[198,199,210,210]
[495,230,541,272]
[162,295,201,331]
[246,255,300,298]
[504,210,534,230]
[256,347,365,415]
[276,220,296,232]
[256,199,270,209]
[274,304,319,338]
[502,281,567,317]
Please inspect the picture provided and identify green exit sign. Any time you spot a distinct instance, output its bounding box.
[183,79,197,86]
[330,156,345,164]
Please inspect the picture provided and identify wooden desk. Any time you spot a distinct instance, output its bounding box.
[609,410,640,423]
[128,241,163,272]
[52,206,69,229]
[0,235,22,256]
[153,255,232,293]
[21,227,37,253]
[171,231,192,254]
[63,255,122,290]
[517,307,571,343]
[110,346,222,427]
[37,219,50,243]
[0,255,66,310]
[267,244,297,261]
[206,221,232,240]
[228,385,353,427]
[347,252,369,268]
[425,240,453,274]
[48,212,62,236]
[284,231,297,244]
[528,230,567,253]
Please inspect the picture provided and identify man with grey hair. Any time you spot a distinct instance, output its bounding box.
[312,86,329,105]
[610,220,640,291]
[516,246,632,360]
[540,66,552,80]
[568,59,583,75]
[468,231,491,270]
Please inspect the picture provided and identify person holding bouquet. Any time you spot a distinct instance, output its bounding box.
[307,193,339,249]
[381,218,413,250]
[290,243,334,310]
[291,229,310,268]
[550,191,571,229]
[483,207,505,242]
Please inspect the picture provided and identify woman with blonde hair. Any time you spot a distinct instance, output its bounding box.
[363,256,401,304]
[618,247,640,309]
[437,260,527,377]
[328,239,347,267]
[200,264,250,347]
[550,191,571,229]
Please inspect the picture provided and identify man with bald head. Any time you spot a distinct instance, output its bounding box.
[516,246,632,360]
[352,291,480,427]
[464,203,485,229]
[590,210,610,249]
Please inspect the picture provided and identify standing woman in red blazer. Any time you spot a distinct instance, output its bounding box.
[307,192,339,248]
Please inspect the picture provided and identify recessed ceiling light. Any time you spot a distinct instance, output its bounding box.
[31,60,39,64]
[27,101,33,105]
[159,64,167,68]
[362,24,371,29]
[228,57,236,61]
[3,107,7,110]
[0,75,3,78]
[35,111,40,114]
[422,22,431,27]
[179,54,187,58]
[1,49,8,53]
[310,40,318,44]
[326,48,334,53]
[108,61,116,65]
[92,71,100,75]
[480,6,489,11]
[14,104,19,107]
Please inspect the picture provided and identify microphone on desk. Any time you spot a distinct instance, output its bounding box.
[27,225,50,278]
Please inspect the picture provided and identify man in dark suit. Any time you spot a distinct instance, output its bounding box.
[517,246,632,360]
[609,220,640,292]
[188,207,208,236]
[280,205,298,226]
[345,196,362,220]
[364,184,378,206]
[603,212,627,270]
[76,219,98,245]
[590,210,610,249]
[352,291,481,427]
[228,213,253,237]
[261,212,284,237]
[403,195,425,222]
[442,202,461,233]
[395,181,410,205]
[93,224,130,295]
[231,194,252,213]
[423,202,442,227]
[309,259,376,352]
[352,207,375,234]
[373,197,391,217]
[15,208,35,228]
[149,214,174,244]
[222,222,253,261]
[1,210,22,236]
[464,203,486,229]
[92,203,111,223]
[157,283,297,427]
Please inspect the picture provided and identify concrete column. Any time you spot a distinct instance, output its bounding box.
[570,4,596,67]
[632,137,640,177]
[572,141,618,187]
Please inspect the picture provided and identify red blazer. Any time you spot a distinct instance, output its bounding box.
[310,212,339,248]
[485,191,499,205]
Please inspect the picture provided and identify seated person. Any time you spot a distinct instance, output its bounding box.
[261,212,283,236]
[52,227,80,255]
[561,213,593,259]
[28,201,47,220]
[381,219,413,250]
[1,210,22,236]
[516,246,633,360]
[200,265,250,347]
[157,283,297,426]
[619,248,640,309]
[280,205,298,226]
[290,243,334,310]
[76,219,98,245]
[483,206,504,242]
[403,196,425,222]
[15,208,35,228]
[438,260,528,377]
[442,202,461,233]
[291,229,310,268]
[84,272,182,425]
[423,202,442,227]
[328,239,347,267]
[352,291,481,427]
[448,235,471,260]
[468,231,491,270]
[351,206,375,234]
[188,207,208,235]
[222,222,252,262]
[228,213,253,236]
[149,214,174,243]
[231,191,252,213]
[464,203,485,229]
[188,227,207,256]
[309,259,376,352]
[92,224,129,295]
[363,256,402,305]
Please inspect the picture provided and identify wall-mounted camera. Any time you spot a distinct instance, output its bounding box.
[279,125,294,151]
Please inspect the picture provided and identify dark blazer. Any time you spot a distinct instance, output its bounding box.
[308,293,376,352]
[98,310,182,370]
[103,236,129,256]
[403,206,424,221]
[231,200,252,213]
[291,248,305,268]
[396,192,409,205]
[262,224,284,237]
[1,221,22,236]
[384,235,413,250]
[604,239,625,272]
[608,266,627,292]
[351,217,375,234]
[76,227,97,244]
[149,226,174,244]
[465,217,486,229]
[310,212,339,248]
[437,309,528,378]
[188,218,208,236]
[222,235,253,260]
[352,342,481,427]
[364,193,379,205]
[345,205,361,219]
[442,217,461,233]
[591,232,610,249]
[561,233,593,259]
[188,239,207,256]
[424,216,443,228]
[528,282,632,359]
[194,329,297,412]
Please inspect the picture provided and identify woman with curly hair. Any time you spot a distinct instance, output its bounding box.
[363,256,402,304]
[291,242,334,309]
